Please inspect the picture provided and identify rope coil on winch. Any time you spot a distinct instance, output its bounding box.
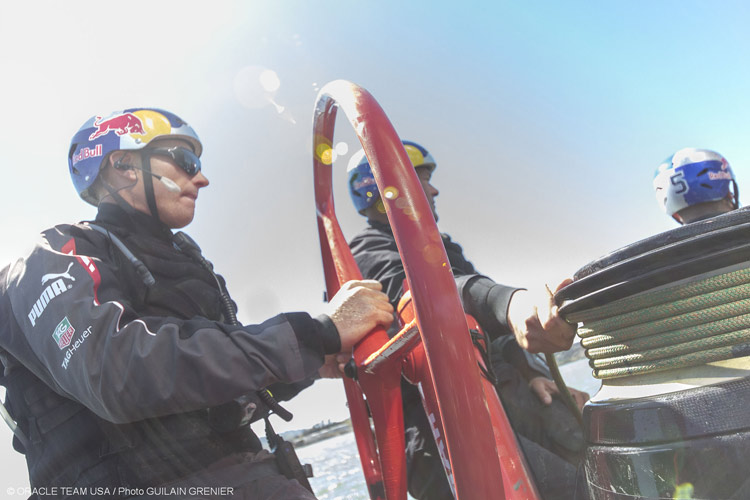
[566,266,750,380]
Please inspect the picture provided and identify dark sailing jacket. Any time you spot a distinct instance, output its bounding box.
[0,204,338,496]
[349,220,519,337]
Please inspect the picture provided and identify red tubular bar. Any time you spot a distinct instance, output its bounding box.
[463,316,540,499]
[313,84,404,500]
[399,293,540,500]
[312,80,535,499]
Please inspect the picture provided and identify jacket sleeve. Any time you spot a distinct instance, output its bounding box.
[349,226,547,378]
[350,227,521,340]
[457,275,520,340]
[2,224,335,424]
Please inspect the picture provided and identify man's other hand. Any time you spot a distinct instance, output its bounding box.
[318,353,351,379]
[327,280,394,352]
[529,377,590,410]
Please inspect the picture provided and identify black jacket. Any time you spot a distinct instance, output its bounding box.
[349,220,520,338]
[0,204,338,494]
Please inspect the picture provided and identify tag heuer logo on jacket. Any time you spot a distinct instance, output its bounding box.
[53,317,75,350]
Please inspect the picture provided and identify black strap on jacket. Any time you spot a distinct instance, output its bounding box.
[87,223,156,287]
[140,150,161,223]
[170,231,313,491]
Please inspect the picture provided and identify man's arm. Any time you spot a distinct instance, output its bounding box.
[3,227,391,424]
[351,225,574,365]
[458,275,522,340]
[351,225,526,344]
[351,226,521,321]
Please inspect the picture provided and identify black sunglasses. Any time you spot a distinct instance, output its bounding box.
[144,147,201,176]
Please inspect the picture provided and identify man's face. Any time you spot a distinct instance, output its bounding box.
[416,166,439,221]
[127,138,210,228]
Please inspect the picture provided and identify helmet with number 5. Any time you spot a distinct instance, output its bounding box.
[653,148,738,221]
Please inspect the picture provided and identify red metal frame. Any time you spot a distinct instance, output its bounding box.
[312,80,540,500]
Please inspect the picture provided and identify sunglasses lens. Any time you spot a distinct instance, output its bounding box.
[175,149,201,175]
[149,148,201,175]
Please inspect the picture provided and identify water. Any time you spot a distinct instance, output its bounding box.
[298,358,600,498]
[559,356,602,397]
[298,433,373,500]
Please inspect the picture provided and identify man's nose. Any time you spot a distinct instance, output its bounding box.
[194,171,210,187]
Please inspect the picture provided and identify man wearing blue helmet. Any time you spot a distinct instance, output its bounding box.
[0,108,394,499]
[347,141,590,500]
[654,148,740,224]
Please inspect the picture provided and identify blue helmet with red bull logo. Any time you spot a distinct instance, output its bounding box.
[347,140,436,213]
[653,147,739,220]
[68,108,202,205]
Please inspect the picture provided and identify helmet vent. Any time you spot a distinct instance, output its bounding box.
[697,168,709,177]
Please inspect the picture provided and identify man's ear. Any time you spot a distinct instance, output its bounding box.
[103,152,137,183]
[109,151,133,171]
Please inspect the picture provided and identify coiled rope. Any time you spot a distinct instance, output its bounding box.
[565,266,750,380]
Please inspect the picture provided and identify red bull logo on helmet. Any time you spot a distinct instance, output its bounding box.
[71,144,103,166]
[89,113,146,140]
[708,170,733,181]
[352,176,376,191]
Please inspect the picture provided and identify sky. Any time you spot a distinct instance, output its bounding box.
[1,0,750,492]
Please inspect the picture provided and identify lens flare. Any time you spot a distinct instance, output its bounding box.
[234,66,274,109]
[335,142,349,156]
[383,187,399,200]
[234,66,291,123]
[259,69,281,92]
[315,142,335,165]
[422,244,444,264]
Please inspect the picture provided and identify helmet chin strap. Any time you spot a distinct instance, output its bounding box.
[140,150,161,222]
[100,177,140,217]
[732,179,741,209]
[98,152,166,227]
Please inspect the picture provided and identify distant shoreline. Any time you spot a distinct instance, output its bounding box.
[290,420,352,448]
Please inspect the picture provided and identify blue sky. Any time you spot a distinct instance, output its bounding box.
[1,0,749,491]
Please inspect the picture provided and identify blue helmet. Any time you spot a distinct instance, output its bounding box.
[653,148,738,219]
[68,108,202,206]
[347,140,436,213]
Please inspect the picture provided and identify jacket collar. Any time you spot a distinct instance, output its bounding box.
[95,203,173,241]
[367,219,393,234]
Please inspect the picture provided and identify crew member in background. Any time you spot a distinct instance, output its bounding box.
[347,140,589,500]
[654,147,740,224]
